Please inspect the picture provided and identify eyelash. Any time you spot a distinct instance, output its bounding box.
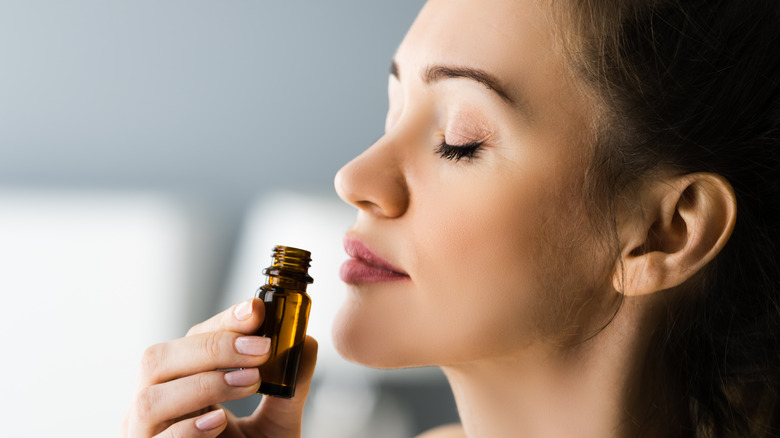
[435,140,485,162]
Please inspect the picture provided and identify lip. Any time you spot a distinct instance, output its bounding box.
[340,235,410,284]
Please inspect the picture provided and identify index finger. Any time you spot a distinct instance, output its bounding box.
[186,298,265,337]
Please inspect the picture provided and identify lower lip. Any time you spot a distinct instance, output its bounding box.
[339,259,410,284]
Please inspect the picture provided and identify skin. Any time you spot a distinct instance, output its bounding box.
[335,0,616,377]
[122,298,318,438]
[334,0,608,370]
[333,0,715,437]
[127,0,738,436]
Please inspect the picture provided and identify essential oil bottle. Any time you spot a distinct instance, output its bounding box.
[254,245,313,398]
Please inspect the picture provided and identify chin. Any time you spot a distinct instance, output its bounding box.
[331,304,392,368]
[330,300,428,369]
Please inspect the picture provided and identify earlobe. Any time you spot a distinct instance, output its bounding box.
[613,173,737,296]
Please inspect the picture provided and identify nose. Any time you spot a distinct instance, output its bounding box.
[334,135,410,219]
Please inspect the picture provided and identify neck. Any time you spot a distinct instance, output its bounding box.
[440,297,685,438]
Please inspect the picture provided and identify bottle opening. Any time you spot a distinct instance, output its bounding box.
[271,245,312,272]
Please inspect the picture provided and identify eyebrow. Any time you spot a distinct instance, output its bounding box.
[390,60,515,105]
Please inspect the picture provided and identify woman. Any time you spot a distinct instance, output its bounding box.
[123,0,780,437]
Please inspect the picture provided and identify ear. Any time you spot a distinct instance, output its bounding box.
[613,173,737,296]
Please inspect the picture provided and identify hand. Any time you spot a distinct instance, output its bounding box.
[122,298,318,438]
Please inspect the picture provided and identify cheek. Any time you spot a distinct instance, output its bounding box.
[332,157,609,367]
[408,177,565,354]
[412,164,612,348]
[416,184,535,300]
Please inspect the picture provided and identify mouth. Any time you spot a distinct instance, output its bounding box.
[339,235,410,284]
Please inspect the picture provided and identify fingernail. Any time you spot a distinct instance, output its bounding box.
[235,336,271,355]
[233,299,253,321]
[195,409,226,431]
[224,368,260,387]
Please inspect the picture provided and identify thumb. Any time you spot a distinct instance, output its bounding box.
[241,336,319,436]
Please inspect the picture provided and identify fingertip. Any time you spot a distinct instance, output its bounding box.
[223,298,265,333]
[195,408,227,432]
[302,336,318,369]
[233,298,257,321]
[224,367,262,387]
[296,336,319,390]
[187,298,265,337]
[246,298,266,323]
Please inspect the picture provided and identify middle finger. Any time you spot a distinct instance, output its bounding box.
[134,368,261,436]
[140,332,271,386]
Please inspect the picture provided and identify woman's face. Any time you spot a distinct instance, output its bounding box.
[334,0,609,368]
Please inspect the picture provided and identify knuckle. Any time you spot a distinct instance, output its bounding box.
[140,343,165,380]
[201,331,226,361]
[165,425,186,438]
[134,386,159,420]
[194,372,215,395]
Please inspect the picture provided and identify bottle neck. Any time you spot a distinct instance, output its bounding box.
[263,267,313,291]
[263,245,313,291]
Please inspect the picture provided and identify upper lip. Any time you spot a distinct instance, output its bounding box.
[343,235,409,276]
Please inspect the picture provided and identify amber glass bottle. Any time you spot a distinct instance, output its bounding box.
[254,245,313,398]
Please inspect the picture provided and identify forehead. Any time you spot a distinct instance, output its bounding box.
[394,0,592,131]
[395,0,558,78]
[394,0,599,165]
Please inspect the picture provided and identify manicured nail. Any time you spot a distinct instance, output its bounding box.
[235,336,271,355]
[224,368,260,387]
[234,299,253,321]
[195,409,226,431]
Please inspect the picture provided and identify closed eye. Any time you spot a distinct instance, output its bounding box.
[435,141,485,162]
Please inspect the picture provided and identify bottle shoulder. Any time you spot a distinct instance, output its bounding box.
[257,285,311,299]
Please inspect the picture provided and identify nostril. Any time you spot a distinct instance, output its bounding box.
[356,200,388,218]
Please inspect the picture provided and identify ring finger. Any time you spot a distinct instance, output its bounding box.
[131,368,261,436]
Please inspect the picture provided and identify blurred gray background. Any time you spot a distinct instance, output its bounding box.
[0,0,418,311]
[0,1,458,436]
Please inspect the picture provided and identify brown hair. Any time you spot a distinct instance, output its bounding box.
[560,0,780,436]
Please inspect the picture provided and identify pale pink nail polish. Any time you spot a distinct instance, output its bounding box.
[233,299,253,321]
[235,336,271,355]
[195,409,226,431]
[224,368,260,387]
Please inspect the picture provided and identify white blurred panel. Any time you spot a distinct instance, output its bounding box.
[0,190,194,437]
